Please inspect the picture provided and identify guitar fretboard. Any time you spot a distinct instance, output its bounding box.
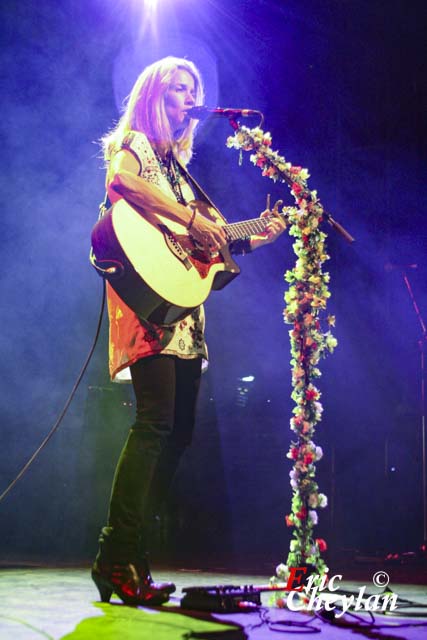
[224,211,289,241]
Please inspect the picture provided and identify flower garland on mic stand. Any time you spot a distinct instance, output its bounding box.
[226,126,338,598]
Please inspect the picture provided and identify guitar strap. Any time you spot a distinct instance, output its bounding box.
[176,160,228,224]
[177,160,252,254]
[98,144,226,224]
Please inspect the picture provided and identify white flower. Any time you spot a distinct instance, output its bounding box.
[318,493,328,508]
[289,469,298,489]
[308,510,318,525]
[315,446,323,460]
[275,563,288,579]
[290,539,299,552]
[326,334,338,350]
[314,401,323,417]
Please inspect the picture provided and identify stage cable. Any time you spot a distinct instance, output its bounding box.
[0,280,106,504]
[332,586,427,615]
[313,607,427,631]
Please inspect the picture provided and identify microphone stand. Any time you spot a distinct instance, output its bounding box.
[227,117,354,243]
[401,272,427,551]
[226,116,426,553]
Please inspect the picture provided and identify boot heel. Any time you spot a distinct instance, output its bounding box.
[98,583,113,603]
[92,569,113,603]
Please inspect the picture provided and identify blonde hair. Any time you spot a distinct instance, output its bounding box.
[102,56,204,165]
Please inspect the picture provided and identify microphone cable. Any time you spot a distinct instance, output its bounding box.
[0,280,106,504]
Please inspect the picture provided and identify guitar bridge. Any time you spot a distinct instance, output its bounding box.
[159,224,192,271]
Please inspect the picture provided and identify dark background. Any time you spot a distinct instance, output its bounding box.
[0,0,426,569]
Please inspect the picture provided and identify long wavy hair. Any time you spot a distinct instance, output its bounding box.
[101,56,204,166]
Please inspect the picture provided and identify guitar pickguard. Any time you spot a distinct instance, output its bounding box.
[175,234,225,279]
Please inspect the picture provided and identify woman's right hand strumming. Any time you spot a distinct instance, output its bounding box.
[187,206,227,251]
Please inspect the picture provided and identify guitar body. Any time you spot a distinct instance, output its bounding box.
[91,199,240,325]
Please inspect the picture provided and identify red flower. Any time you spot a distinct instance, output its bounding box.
[303,453,314,465]
[316,538,328,552]
[292,182,303,195]
[290,447,299,460]
[305,389,318,401]
[256,156,267,168]
[296,507,307,520]
[285,515,294,527]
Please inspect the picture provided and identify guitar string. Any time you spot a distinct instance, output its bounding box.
[154,151,288,241]
[225,215,284,239]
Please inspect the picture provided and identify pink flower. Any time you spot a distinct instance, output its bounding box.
[308,493,318,508]
[263,166,278,178]
[302,422,312,435]
[285,514,294,527]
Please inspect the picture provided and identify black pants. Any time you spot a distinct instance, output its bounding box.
[97,354,202,563]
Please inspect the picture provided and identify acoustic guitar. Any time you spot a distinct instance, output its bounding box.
[90,199,287,325]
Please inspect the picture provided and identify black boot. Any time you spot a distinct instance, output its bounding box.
[94,426,171,605]
[91,560,170,606]
[136,552,176,594]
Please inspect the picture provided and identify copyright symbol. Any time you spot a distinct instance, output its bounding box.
[372,571,390,588]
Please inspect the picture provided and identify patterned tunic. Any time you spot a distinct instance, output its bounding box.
[106,131,208,382]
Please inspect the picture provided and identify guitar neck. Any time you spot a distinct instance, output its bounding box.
[224,211,287,241]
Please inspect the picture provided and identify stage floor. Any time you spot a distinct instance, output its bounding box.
[0,566,426,639]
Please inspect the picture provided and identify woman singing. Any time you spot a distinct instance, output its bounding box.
[92,56,285,606]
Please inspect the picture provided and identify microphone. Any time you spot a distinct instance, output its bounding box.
[384,262,418,272]
[186,106,262,120]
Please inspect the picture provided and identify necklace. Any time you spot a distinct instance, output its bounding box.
[154,150,186,204]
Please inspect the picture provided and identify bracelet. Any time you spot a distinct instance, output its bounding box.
[229,236,252,256]
[187,209,197,231]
